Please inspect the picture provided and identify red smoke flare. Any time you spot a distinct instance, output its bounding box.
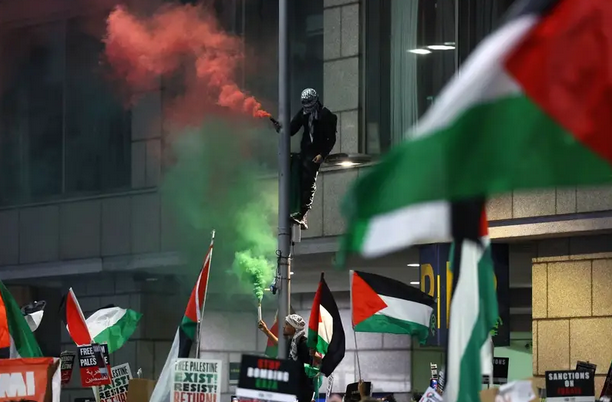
[103,4,271,125]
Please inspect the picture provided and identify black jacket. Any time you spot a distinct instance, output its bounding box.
[289,107,338,158]
[286,336,315,402]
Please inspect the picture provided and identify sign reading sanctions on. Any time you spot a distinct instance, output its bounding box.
[545,370,595,402]
[98,363,133,402]
[172,359,221,402]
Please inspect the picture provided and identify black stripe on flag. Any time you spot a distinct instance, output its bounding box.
[317,274,346,377]
[504,0,560,20]
[178,327,193,358]
[353,271,435,308]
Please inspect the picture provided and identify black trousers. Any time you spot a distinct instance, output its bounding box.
[299,152,321,214]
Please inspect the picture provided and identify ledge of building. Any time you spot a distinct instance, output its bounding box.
[294,212,612,255]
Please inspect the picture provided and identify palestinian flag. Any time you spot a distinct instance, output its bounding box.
[86,305,142,354]
[339,0,612,261]
[307,273,345,376]
[150,233,214,402]
[0,281,43,358]
[60,288,92,346]
[445,203,498,402]
[264,306,295,358]
[350,271,435,344]
[22,300,46,332]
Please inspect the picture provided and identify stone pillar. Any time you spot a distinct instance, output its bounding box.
[532,237,612,395]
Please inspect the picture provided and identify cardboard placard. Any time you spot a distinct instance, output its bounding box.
[545,370,595,402]
[236,355,300,402]
[480,379,538,402]
[576,361,597,376]
[229,363,240,386]
[493,357,510,384]
[126,379,155,402]
[0,357,58,402]
[172,359,221,402]
[78,344,112,387]
[60,351,76,385]
[98,363,133,402]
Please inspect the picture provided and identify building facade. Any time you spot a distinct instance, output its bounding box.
[0,0,611,401]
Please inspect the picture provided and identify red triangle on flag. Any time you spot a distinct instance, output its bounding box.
[351,272,388,327]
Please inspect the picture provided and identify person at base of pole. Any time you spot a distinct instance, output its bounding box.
[258,314,315,402]
[271,88,337,230]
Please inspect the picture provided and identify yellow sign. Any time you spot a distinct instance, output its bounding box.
[421,262,498,329]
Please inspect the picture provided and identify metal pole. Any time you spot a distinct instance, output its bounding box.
[277,0,291,360]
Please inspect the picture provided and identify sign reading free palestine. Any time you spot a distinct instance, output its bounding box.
[172,359,221,402]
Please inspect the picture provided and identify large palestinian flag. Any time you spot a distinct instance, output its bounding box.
[445,204,498,402]
[150,234,214,402]
[307,273,345,376]
[350,271,435,344]
[339,0,612,261]
[0,282,43,358]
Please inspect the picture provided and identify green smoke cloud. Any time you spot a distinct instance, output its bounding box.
[161,117,278,302]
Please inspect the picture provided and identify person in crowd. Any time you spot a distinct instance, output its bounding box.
[271,88,338,230]
[258,314,315,402]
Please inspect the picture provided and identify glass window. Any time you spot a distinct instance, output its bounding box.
[365,0,515,154]
[365,0,457,154]
[220,0,324,116]
[0,22,64,204]
[65,15,131,194]
[0,15,131,206]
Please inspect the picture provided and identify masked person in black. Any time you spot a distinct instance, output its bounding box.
[272,88,337,229]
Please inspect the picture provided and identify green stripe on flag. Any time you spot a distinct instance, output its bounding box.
[0,281,42,358]
[344,96,612,225]
[354,315,430,343]
[92,309,142,354]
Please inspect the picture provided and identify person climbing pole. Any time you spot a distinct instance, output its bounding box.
[271,88,337,230]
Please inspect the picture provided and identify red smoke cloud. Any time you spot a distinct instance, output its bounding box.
[103,4,271,125]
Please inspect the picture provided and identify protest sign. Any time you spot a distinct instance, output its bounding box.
[98,363,133,402]
[60,351,76,385]
[0,357,58,402]
[78,343,112,387]
[545,370,595,402]
[493,357,510,384]
[236,355,300,402]
[172,359,221,402]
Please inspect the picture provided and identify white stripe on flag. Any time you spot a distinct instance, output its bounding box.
[362,201,451,258]
[149,329,180,402]
[86,307,127,339]
[445,239,483,402]
[376,295,434,328]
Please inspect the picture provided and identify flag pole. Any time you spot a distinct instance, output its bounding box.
[195,230,215,359]
[276,0,292,360]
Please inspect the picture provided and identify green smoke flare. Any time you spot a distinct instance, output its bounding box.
[161,117,278,301]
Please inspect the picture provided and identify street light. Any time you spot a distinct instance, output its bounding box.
[324,153,373,168]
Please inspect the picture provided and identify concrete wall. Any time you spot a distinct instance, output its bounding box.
[487,186,612,221]
[531,235,612,395]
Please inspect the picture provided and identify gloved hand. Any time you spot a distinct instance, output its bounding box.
[270,117,282,133]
